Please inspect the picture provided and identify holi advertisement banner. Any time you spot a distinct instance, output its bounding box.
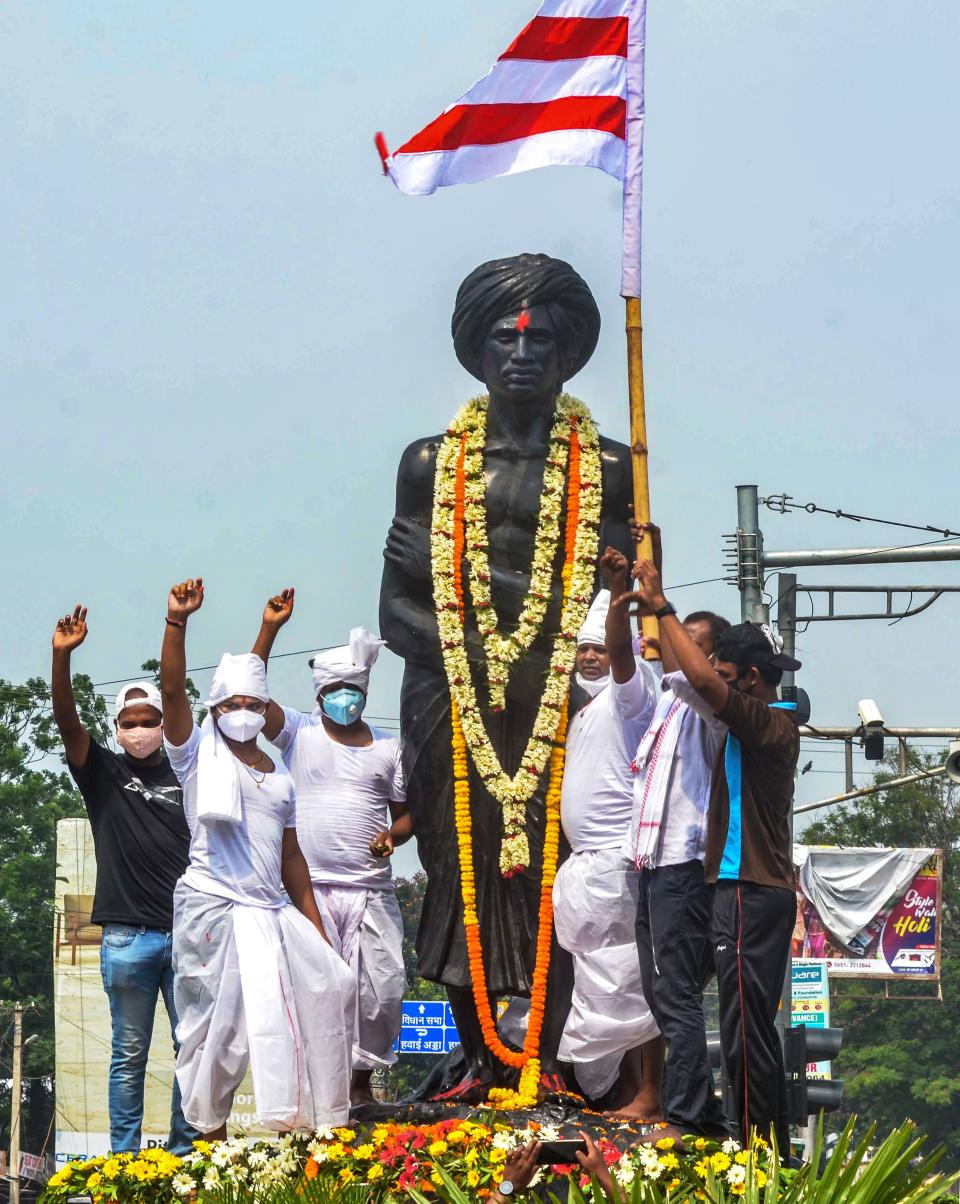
[53,819,271,1165]
[793,846,941,981]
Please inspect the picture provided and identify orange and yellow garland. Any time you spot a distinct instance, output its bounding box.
[447,416,584,1107]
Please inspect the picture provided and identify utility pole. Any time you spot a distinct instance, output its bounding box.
[9,1003,23,1204]
[777,573,798,1034]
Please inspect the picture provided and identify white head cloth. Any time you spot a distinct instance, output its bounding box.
[577,590,610,648]
[197,653,270,826]
[114,681,162,721]
[575,590,611,697]
[310,627,385,701]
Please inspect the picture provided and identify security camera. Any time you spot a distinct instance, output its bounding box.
[857,699,885,730]
[945,741,960,785]
[857,700,885,760]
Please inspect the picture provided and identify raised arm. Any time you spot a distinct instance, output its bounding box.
[251,587,295,742]
[160,578,204,747]
[51,605,91,767]
[600,547,638,684]
[632,560,729,715]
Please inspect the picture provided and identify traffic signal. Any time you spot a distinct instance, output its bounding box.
[784,1025,844,1124]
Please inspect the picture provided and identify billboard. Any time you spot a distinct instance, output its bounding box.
[53,819,271,1165]
[793,846,942,981]
[790,961,831,1078]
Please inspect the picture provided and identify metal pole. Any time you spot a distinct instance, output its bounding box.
[795,765,946,815]
[763,541,960,569]
[844,740,854,793]
[625,297,659,658]
[801,726,960,739]
[736,485,766,622]
[899,738,909,776]
[777,574,797,1042]
[9,1003,22,1204]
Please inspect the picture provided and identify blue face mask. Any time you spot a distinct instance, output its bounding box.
[321,687,366,726]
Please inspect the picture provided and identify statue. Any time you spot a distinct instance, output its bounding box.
[379,253,633,1101]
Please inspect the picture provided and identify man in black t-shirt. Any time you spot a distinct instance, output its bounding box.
[52,605,197,1156]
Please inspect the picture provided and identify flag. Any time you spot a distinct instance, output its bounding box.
[378,0,647,297]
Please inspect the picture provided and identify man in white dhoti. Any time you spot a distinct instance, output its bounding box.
[551,558,664,1115]
[252,594,412,1104]
[159,578,354,1138]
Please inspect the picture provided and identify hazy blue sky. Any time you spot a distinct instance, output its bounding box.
[3,0,959,875]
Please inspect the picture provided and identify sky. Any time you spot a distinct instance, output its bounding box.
[3,0,959,877]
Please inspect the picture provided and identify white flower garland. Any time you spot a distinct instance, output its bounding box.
[430,393,602,874]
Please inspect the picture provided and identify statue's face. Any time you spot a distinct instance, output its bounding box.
[480,304,563,403]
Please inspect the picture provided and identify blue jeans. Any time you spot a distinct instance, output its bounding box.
[100,925,199,1156]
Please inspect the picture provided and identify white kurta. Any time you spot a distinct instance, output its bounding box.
[273,709,408,1068]
[553,668,660,1098]
[167,726,355,1130]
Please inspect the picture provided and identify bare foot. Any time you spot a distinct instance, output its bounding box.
[605,1086,664,1122]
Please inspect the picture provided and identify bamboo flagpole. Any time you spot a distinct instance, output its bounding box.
[625,296,659,653]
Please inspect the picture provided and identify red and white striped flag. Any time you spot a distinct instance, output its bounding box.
[378,0,647,297]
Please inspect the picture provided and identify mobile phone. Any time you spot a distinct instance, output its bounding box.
[535,1139,587,1165]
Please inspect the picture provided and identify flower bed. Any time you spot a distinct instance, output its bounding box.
[41,1116,957,1203]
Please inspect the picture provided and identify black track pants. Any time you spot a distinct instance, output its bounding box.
[636,860,728,1135]
[712,880,794,1152]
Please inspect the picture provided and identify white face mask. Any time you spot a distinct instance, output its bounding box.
[216,710,266,742]
[116,725,164,759]
[575,672,609,698]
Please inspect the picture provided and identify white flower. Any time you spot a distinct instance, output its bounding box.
[727,1164,747,1186]
[202,1167,221,1190]
[172,1173,195,1196]
[722,1139,741,1155]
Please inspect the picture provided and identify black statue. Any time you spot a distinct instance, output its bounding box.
[379,253,633,1097]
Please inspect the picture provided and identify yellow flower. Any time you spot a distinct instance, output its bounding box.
[326,1142,345,1159]
[339,1167,355,1183]
[489,1148,507,1165]
[87,1173,102,1189]
[667,1179,681,1192]
[710,1152,732,1173]
[335,1127,356,1142]
[367,1164,384,1182]
[467,1170,481,1187]
[657,1137,676,1151]
[428,1140,448,1157]
[693,1137,709,1150]
[731,1183,746,1196]
[735,1151,750,1165]
[354,1143,375,1160]
[431,1170,444,1185]
[756,1170,768,1188]
[464,1148,480,1166]
[447,1130,467,1146]
[693,1158,709,1179]
[194,1140,211,1154]
[101,1159,120,1178]
[753,1135,769,1151]
[660,1153,679,1170]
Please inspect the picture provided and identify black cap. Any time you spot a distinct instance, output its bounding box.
[716,622,802,672]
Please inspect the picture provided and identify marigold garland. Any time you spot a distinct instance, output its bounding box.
[430,393,601,876]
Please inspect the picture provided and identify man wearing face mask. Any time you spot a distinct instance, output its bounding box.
[161,579,354,1138]
[629,557,801,1153]
[253,600,412,1105]
[50,605,196,1157]
[551,564,663,1115]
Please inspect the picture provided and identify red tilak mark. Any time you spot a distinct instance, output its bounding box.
[515,309,531,332]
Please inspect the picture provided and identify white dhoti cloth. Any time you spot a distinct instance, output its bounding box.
[314,884,407,1070]
[172,882,355,1132]
[553,848,660,1099]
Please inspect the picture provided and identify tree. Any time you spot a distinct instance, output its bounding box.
[0,674,107,1156]
[803,749,960,1163]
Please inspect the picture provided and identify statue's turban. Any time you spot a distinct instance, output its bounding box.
[451,253,601,383]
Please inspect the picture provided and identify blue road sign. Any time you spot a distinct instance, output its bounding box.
[394,1000,461,1055]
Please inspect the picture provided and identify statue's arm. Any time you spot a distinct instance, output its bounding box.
[379,437,443,664]
[598,438,635,568]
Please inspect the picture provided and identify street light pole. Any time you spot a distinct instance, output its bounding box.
[9,1003,23,1204]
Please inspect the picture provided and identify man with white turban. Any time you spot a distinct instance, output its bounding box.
[551,556,664,1115]
[252,593,412,1104]
[160,578,354,1138]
